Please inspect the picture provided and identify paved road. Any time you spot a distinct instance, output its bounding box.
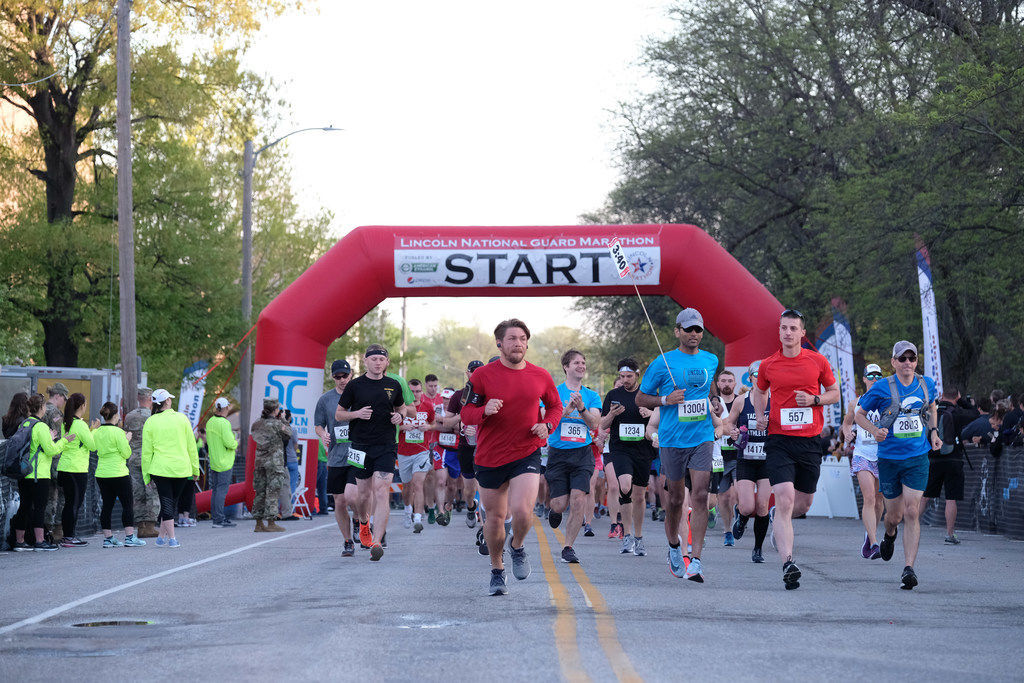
[1,511,1022,681]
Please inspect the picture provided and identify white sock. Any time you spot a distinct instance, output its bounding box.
[405,505,413,516]
[413,513,422,523]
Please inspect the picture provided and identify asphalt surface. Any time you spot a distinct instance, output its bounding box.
[1,509,1022,682]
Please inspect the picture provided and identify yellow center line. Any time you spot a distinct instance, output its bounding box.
[551,526,643,683]
[534,518,590,682]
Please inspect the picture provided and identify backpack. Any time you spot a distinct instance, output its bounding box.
[874,374,930,431]
[1,418,42,479]
[935,403,958,455]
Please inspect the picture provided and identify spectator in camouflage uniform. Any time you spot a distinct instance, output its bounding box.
[251,398,290,533]
[125,387,161,538]
[42,383,68,540]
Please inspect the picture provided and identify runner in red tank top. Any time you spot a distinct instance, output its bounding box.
[751,309,839,590]
[460,319,563,596]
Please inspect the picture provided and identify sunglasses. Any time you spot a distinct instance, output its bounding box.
[333,373,350,380]
[895,354,917,363]
[781,308,804,319]
[865,373,883,380]
[676,325,703,333]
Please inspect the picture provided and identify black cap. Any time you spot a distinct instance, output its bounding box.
[488,356,500,364]
[331,359,352,375]
[467,360,484,372]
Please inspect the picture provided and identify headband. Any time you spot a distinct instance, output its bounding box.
[619,366,637,373]
[364,349,388,358]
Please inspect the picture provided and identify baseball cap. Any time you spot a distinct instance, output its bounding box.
[263,398,280,412]
[214,397,230,409]
[892,341,918,359]
[467,360,484,372]
[152,388,174,403]
[331,359,352,375]
[48,382,70,397]
[675,308,704,330]
[864,363,883,377]
[137,386,153,398]
[748,360,761,378]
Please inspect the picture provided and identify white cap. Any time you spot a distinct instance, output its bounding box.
[865,363,883,376]
[152,388,174,403]
[214,397,230,409]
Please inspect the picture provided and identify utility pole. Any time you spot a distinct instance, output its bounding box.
[240,140,254,450]
[116,0,138,412]
[400,297,408,375]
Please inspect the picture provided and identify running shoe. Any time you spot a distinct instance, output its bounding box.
[651,506,658,522]
[174,519,183,528]
[167,538,180,548]
[732,513,748,540]
[751,548,764,563]
[620,534,635,554]
[221,520,236,527]
[33,541,58,551]
[510,545,531,580]
[633,537,647,557]
[724,531,735,547]
[211,522,225,528]
[352,518,360,537]
[455,500,465,512]
[342,540,355,557]
[869,544,881,560]
[583,524,594,537]
[768,505,775,523]
[358,522,373,548]
[684,557,704,582]
[608,524,618,539]
[102,536,123,548]
[467,507,478,528]
[370,543,384,561]
[403,515,413,529]
[707,507,717,529]
[477,528,489,556]
[413,519,424,534]
[12,541,32,552]
[155,537,166,547]
[427,507,436,524]
[782,560,801,590]
[381,532,388,549]
[437,511,451,526]
[534,504,544,518]
[900,565,918,590]
[944,535,961,545]
[879,529,897,561]
[657,508,666,522]
[668,546,686,578]
[60,538,78,548]
[489,568,508,596]
[504,519,513,538]
[549,511,562,529]
[861,533,873,559]
[560,546,580,564]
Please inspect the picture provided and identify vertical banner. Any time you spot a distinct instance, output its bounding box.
[831,298,857,425]
[178,360,209,428]
[915,240,944,395]
[814,322,842,427]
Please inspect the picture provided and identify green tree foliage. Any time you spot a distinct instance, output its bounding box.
[584,0,1024,394]
[1,1,332,393]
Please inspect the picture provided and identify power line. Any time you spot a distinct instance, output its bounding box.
[1,71,58,87]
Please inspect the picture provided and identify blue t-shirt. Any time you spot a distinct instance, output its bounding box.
[639,348,718,448]
[547,383,602,450]
[858,375,937,461]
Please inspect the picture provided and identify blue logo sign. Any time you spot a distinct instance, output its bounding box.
[266,370,308,416]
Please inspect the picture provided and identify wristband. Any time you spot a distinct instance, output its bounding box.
[813,395,820,406]
[661,395,668,406]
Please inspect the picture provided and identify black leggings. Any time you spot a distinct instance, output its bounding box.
[177,480,195,516]
[13,477,49,531]
[152,475,188,523]
[97,476,134,529]
[58,471,87,536]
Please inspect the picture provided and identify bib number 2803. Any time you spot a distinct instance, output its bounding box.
[894,415,923,439]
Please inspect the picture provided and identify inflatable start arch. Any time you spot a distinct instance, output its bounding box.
[199,224,784,511]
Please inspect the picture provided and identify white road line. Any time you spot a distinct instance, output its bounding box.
[0,523,335,636]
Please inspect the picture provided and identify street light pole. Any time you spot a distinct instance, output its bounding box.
[238,127,341,452]
[116,0,138,412]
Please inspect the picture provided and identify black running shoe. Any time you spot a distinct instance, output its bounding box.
[900,565,918,590]
[478,533,489,556]
[549,511,562,529]
[733,513,748,540]
[782,560,801,590]
[751,548,764,563]
[560,546,580,564]
[879,529,897,562]
[341,540,355,557]
[489,568,508,596]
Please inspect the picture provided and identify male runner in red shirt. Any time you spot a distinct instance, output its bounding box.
[460,319,563,596]
[752,309,839,589]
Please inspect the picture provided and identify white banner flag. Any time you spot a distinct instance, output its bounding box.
[178,361,208,429]
[916,244,944,395]
[815,324,843,428]
[832,303,857,423]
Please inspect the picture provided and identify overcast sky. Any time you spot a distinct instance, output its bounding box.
[244,1,675,333]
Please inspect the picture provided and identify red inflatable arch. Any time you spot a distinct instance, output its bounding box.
[197,224,783,512]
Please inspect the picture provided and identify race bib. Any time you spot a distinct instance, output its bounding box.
[856,425,876,445]
[406,429,424,444]
[780,407,812,429]
[677,399,708,423]
[712,450,724,472]
[894,415,923,439]
[560,421,587,443]
[618,423,644,441]
[744,442,765,460]
[438,432,457,448]
[333,424,350,442]
[347,447,366,469]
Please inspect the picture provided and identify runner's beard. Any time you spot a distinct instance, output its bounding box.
[503,347,526,364]
[719,387,733,397]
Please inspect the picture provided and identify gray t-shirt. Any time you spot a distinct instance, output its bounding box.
[314,389,350,467]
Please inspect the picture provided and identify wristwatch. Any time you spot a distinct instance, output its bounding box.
[813,395,820,406]
[545,422,554,432]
